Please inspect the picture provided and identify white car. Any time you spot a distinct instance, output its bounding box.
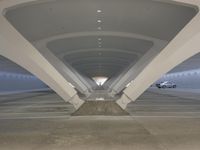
[156,81,176,88]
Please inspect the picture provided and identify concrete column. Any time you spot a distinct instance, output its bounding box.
[34,44,92,97]
[117,6,200,109]
[108,36,167,97]
[0,11,84,109]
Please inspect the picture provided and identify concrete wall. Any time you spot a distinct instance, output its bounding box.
[156,69,200,89]
[0,72,49,94]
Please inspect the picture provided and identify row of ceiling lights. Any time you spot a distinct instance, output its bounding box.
[0,72,36,79]
[163,70,200,78]
[97,9,102,48]
[97,10,103,74]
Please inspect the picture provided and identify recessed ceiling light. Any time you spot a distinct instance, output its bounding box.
[98,27,102,30]
[97,20,102,23]
[68,82,75,88]
[92,76,108,86]
[97,10,102,13]
[98,38,102,41]
[98,42,102,44]
[99,45,102,47]
[96,97,104,100]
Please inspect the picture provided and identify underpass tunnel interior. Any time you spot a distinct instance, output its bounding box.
[2,1,200,149]
[3,0,198,101]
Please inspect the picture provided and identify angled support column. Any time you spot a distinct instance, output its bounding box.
[117,9,200,109]
[0,11,84,109]
[34,42,92,97]
[108,38,167,97]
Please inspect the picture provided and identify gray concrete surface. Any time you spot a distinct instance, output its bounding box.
[0,91,75,119]
[149,87,200,101]
[127,89,200,117]
[0,90,200,149]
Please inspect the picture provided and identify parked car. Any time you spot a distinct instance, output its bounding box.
[156,81,176,88]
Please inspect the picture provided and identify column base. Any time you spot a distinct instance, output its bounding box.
[69,94,85,110]
[116,94,132,109]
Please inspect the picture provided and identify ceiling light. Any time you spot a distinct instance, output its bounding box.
[96,97,104,101]
[97,20,102,23]
[98,38,102,41]
[98,45,102,48]
[126,83,131,88]
[97,10,102,13]
[68,82,75,88]
[98,27,102,30]
[92,76,108,86]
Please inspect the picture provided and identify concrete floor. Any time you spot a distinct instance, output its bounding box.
[0,89,200,149]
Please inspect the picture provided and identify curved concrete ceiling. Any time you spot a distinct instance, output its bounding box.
[46,36,148,77]
[5,0,197,41]
[47,36,153,54]
[3,0,198,91]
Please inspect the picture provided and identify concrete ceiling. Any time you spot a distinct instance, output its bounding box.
[47,36,153,77]
[3,0,198,88]
[5,0,197,41]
